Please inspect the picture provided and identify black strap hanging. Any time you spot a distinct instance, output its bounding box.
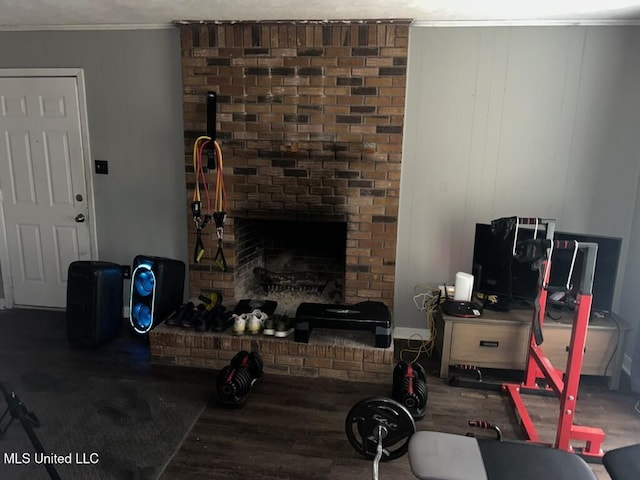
[212,211,227,272]
[191,199,211,264]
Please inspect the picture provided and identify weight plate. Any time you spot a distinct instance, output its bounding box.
[231,350,250,368]
[345,397,416,461]
[248,351,264,378]
[413,362,427,382]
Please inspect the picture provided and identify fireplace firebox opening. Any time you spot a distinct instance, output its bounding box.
[235,219,347,314]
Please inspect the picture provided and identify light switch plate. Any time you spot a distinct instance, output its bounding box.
[95,160,109,174]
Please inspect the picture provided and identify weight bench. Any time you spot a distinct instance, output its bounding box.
[408,431,640,480]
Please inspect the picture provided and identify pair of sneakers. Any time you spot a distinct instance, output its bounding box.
[263,314,294,338]
[232,309,268,336]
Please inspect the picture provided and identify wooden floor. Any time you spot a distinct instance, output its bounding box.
[2,309,639,480]
[161,356,640,480]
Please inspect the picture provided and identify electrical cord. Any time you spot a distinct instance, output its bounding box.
[399,286,440,362]
[603,314,620,377]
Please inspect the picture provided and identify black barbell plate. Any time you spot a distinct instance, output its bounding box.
[413,362,427,382]
[230,350,250,368]
[248,351,264,379]
[345,397,416,461]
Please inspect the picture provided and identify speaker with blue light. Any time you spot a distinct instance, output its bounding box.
[129,255,185,336]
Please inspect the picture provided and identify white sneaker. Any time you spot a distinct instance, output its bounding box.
[247,309,268,335]
[232,313,249,335]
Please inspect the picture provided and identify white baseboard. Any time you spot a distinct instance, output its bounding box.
[623,353,632,376]
[394,327,431,341]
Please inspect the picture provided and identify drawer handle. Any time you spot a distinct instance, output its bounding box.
[480,340,499,348]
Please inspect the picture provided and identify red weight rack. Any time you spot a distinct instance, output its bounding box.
[503,232,605,460]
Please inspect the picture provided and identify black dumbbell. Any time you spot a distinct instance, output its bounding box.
[216,350,263,407]
[392,361,428,420]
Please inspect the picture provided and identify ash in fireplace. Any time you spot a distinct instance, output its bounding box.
[236,272,343,316]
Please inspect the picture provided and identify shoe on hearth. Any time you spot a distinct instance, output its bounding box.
[194,308,215,332]
[232,313,249,336]
[274,314,294,338]
[211,308,233,333]
[247,309,268,335]
[165,302,193,327]
[182,303,206,328]
[262,316,275,336]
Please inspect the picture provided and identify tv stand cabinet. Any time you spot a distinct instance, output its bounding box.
[435,308,629,390]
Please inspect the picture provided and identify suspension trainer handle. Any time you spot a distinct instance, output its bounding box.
[214,236,228,272]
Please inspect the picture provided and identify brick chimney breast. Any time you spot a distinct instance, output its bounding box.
[181,20,408,309]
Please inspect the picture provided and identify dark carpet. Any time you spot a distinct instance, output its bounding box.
[0,309,211,480]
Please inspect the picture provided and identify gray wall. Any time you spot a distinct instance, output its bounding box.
[619,173,640,367]
[0,28,188,300]
[396,26,640,339]
[2,26,640,356]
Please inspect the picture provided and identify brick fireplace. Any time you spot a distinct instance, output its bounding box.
[181,19,408,309]
[150,20,408,382]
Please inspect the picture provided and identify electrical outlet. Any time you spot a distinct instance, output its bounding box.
[439,285,456,299]
[121,265,131,279]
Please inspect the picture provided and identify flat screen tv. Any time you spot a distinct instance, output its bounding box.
[472,223,622,313]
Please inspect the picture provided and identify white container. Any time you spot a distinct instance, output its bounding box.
[453,272,474,302]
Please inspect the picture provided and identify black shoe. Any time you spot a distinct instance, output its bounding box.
[211,308,233,332]
[194,308,215,332]
[165,302,193,326]
[274,314,294,338]
[182,303,204,328]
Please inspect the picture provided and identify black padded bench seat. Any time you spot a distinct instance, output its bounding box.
[294,301,392,348]
[408,431,597,480]
[603,443,640,480]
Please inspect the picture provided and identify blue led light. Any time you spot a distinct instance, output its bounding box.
[132,302,152,329]
[134,269,155,297]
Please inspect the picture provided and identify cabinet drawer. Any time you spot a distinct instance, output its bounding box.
[541,327,618,375]
[450,323,530,369]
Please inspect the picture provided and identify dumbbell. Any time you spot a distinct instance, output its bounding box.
[392,361,428,420]
[216,350,263,407]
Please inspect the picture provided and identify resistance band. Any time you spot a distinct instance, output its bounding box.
[192,135,227,270]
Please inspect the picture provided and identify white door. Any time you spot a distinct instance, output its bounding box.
[0,74,94,308]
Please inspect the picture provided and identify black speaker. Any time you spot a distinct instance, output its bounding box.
[129,255,185,335]
[67,261,124,348]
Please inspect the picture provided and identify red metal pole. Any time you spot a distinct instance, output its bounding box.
[555,294,597,452]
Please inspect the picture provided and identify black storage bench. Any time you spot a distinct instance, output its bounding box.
[294,301,392,348]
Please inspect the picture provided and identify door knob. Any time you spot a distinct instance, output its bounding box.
[75,214,86,223]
